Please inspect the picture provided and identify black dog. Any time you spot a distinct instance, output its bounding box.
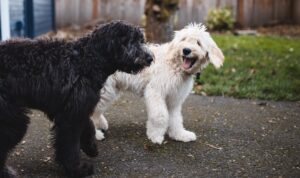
[0,21,153,177]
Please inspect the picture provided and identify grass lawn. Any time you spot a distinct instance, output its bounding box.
[196,35,300,101]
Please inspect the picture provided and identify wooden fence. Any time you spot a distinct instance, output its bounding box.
[55,0,146,27]
[55,0,300,28]
[237,0,295,27]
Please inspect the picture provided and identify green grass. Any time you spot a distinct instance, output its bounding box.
[197,35,300,101]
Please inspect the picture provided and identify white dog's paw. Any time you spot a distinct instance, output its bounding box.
[147,131,164,144]
[168,130,197,142]
[99,114,109,131]
[95,129,105,141]
[149,135,164,144]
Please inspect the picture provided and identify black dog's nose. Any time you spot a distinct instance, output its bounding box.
[183,48,191,55]
[146,55,153,65]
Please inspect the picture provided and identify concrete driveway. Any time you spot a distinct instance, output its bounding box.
[7,94,300,177]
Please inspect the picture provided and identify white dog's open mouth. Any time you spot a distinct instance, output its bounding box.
[182,56,197,69]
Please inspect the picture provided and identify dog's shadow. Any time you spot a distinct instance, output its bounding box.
[97,123,199,153]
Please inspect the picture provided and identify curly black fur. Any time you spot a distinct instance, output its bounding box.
[0,21,153,178]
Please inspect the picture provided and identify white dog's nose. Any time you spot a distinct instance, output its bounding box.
[183,48,191,55]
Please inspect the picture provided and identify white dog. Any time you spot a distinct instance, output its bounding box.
[91,23,224,144]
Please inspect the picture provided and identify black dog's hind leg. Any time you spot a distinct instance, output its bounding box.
[0,96,29,178]
[53,114,95,177]
[80,119,98,158]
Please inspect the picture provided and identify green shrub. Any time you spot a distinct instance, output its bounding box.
[206,8,235,31]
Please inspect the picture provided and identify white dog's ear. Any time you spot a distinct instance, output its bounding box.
[208,45,224,69]
[203,33,224,69]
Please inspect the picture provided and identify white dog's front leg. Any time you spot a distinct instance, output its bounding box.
[167,105,196,142]
[145,88,169,144]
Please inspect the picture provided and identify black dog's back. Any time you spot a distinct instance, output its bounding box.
[0,39,79,114]
[0,39,68,72]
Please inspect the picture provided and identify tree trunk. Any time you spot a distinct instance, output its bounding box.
[145,0,179,43]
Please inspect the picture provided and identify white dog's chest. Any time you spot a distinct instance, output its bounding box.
[165,76,194,103]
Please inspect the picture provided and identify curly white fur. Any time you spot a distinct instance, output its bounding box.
[91,23,224,144]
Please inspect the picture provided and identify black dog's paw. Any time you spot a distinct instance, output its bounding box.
[81,141,98,158]
[1,166,18,178]
[66,161,95,178]
[77,161,95,177]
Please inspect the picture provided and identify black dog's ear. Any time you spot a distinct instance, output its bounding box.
[132,27,146,44]
[120,36,129,44]
[90,21,145,52]
[90,21,127,51]
[140,28,145,34]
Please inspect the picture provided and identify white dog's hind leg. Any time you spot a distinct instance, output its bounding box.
[95,129,105,140]
[91,108,107,140]
[145,88,169,144]
[91,76,122,140]
[99,114,108,130]
[93,114,108,140]
[167,105,196,142]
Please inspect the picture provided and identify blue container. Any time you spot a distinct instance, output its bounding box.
[1,0,55,39]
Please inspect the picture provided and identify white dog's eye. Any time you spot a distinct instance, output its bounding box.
[206,51,209,58]
[197,41,201,46]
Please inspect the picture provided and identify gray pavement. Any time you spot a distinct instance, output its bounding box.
[7,94,300,177]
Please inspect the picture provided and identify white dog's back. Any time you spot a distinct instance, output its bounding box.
[101,42,180,97]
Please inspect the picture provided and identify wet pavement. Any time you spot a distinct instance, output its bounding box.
[7,94,300,177]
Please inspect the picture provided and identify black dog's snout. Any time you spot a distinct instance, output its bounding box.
[145,54,153,65]
[183,48,191,55]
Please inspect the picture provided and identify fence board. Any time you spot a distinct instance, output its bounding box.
[237,0,294,27]
[294,0,300,24]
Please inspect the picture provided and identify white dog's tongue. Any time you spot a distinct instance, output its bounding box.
[183,57,192,69]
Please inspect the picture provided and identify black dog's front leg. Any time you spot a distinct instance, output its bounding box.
[80,119,98,158]
[54,116,94,178]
